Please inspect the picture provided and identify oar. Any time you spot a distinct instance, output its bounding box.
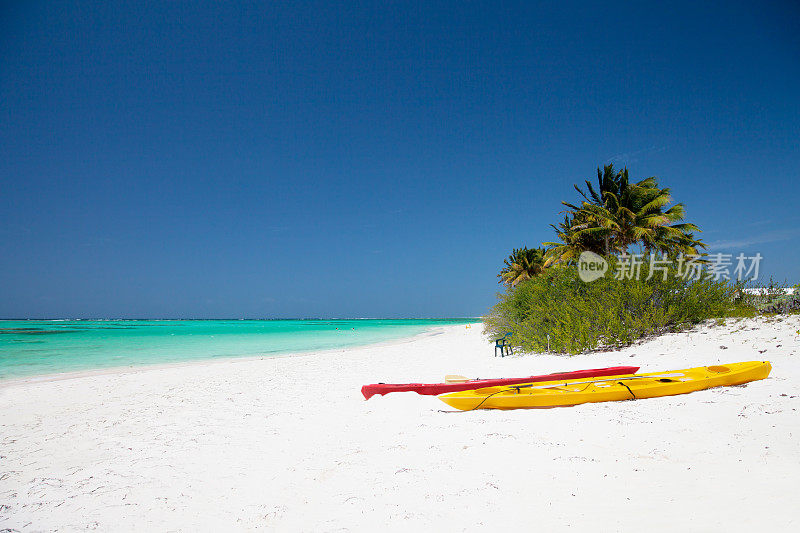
[501,372,686,392]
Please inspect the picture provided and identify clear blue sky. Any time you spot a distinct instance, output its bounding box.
[1,1,798,318]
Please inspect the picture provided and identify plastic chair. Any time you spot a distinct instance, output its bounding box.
[494,332,513,357]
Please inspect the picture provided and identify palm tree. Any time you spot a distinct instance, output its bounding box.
[542,214,606,267]
[499,247,547,286]
[546,165,705,262]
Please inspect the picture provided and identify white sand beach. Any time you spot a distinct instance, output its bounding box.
[2,316,799,532]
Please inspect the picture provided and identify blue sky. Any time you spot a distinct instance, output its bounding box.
[1,0,798,318]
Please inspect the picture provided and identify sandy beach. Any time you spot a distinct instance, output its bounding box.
[2,316,799,531]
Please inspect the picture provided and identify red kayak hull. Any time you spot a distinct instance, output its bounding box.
[361,366,640,400]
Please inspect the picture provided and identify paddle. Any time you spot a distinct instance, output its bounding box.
[501,372,686,392]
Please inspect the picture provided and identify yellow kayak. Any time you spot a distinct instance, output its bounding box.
[438,361,771,411]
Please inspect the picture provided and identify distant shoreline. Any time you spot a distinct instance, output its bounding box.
[0,321,480,385]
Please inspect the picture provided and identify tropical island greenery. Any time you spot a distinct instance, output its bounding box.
[485,164,797,354]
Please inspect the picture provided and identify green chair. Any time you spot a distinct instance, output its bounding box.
[494,332,513,357]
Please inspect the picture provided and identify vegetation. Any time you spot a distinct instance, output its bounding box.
[499,164,705,276]
[498,247,546,287]
[484,260,753,354]
[544,164,705,266]
[737,281,800,314]
[486,163,790,356]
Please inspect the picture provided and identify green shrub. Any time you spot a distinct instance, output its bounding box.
[734,278,800,314]
[483,259,754,354]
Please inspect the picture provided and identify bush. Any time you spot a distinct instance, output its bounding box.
[483,259,754,354]
[738,279,800,314]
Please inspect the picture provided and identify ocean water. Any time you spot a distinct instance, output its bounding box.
[0,319,475,380]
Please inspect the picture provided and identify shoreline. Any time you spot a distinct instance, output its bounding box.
[0,323,478,389]
[2,316,798,531]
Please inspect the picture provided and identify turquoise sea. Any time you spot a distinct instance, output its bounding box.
[0,319,475,380]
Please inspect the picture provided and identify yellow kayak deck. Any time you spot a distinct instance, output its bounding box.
[438,361,771,411]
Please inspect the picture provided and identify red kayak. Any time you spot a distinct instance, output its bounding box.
[361,366,639,400]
